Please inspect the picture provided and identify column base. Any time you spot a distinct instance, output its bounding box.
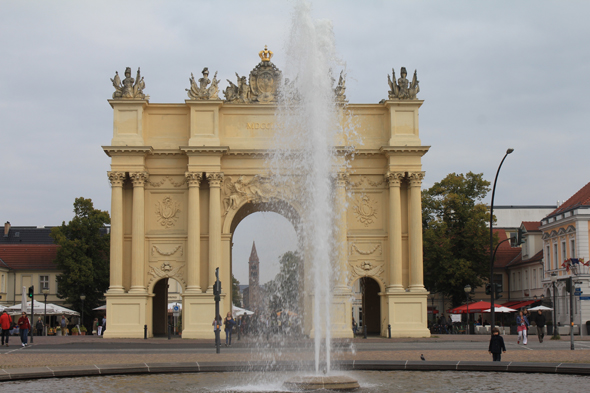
[181,293,226,339]
[408,285,428,293]
[107,286,125,294]
[385,291,430,338]
[103,293,149,338]
[386,285,405,293]
[128,287,148,294]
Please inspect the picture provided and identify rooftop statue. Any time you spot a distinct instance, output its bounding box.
[224,46,282,104]
[388,67,419,100]
[111,67,147,100]
[334,70,348,104]
[187,67,220,100]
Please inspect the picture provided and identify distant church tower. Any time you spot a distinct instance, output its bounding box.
[247,241,260,309]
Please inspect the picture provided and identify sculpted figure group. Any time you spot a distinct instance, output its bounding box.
[388,67,420,100]
[111,67,147,100]
[186,67,220,100]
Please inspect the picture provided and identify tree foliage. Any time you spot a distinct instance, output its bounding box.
[231,274,242,307]
[422,172,491,307]
[265,251,302,314]
[50,197,110,326]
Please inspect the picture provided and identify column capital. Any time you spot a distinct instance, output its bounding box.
[335,172,349,187]
[130,171,149,186]
[407,171,425,186]
[108,171,126,187]
[185,172,204,187]
[206,172,224,187]
[385,171,404,187]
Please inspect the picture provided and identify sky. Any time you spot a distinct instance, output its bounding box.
[1,1,589,284]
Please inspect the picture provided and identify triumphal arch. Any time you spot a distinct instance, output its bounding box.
[102,50,430,338]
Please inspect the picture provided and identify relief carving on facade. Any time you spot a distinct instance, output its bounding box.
[222,175,274,216]
[352,194,378,226]
[111,67,148,100]
[186,67,221,100]
[349,261,385,285]
[349,175,385,188]
[350,243,382,256]
[149,176,187,188]
[148,262,186,288]
[155,196,181,228]
[151,245,183,257]
[387,67,419,100]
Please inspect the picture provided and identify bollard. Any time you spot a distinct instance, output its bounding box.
[363,325,367,339]
[388,324,391,338]
[238,325,241,341]
[168,324,171,340]
[144,325,148,339]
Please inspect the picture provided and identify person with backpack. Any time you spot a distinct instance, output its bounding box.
[224,312,236,347]
[212,315,222,348]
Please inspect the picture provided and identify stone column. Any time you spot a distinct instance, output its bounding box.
[386,171,405,292]
[185,172,203,292]
[129,172,149,293]
[408,172,425,291]
[107,171,126,293]
[334,172,350,289]
[206,172,223,292]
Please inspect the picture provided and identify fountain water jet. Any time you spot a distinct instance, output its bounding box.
[268,0,358,389]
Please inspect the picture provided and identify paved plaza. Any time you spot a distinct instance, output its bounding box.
[1,334,589,370]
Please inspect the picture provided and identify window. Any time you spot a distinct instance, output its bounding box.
[1,274,4,292]
[517,272,521,290]
[512,273,516,290]
[40,275,49,291]
[570,239,576,258]
[553,244,558,269]
[562,240,567,261]
[546,245,551,271]
[525,271,529,290]
[532,269,537,289]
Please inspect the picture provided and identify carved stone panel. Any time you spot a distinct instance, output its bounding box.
[147,261,186,290]
[146,192,187,234]
[349,260,385,288]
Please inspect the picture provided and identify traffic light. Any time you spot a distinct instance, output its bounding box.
[485,283,492,295]
[494,283,503,300]
[28,286,34,298]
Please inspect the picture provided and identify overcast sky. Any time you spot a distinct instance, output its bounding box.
[1,1,589,284]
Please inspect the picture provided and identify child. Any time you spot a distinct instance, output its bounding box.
[488,327,506,361]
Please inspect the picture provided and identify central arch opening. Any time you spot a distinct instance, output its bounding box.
[230,201,300,333]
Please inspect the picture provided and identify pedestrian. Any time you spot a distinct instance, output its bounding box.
[212,315,222,347]
[352,317,358,336]
[488,327,506,361]
[535,310,546,343]
[18,312,31,347]
[516,310,529,345]
[224,312,235,347]
[93,318,99,335]
[36,317,44,336]
[97,317,103,335]
[101,317,106,335]
[60,315,68,336]
[0,310,12,347]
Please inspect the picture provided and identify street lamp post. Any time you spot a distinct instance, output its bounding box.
[489,148,514,331]
[42,288,49,336]
[464,285,471,335]
[551,272,558,339]
[80,294,86,334]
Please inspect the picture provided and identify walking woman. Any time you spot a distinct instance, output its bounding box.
[224,312,235,347]
[18,312,31,347]
[516,310,529,345]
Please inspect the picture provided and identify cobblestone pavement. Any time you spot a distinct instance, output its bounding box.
[1,334,589,369]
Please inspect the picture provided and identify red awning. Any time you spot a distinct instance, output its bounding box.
[501,300,537,310]
[447,301,492,314]
[427,307,439,314]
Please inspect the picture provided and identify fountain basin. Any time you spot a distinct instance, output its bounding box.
[284,375,359,391]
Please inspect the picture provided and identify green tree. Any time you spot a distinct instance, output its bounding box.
[50,197,110,327]
[231,274,242,307]
[265,251,302,314]
[422,172,492,307]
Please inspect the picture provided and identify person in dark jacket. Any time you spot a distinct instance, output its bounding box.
[535,310,546,343]
[488,327,506,361]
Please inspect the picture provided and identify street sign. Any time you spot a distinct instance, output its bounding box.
[579,296,590,301]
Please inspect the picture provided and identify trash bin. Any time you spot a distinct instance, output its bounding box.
[586,321,590,335]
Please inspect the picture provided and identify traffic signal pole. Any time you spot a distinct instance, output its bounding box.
[29,285,34,343]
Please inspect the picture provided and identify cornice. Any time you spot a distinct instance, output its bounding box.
[108,99,149,108]
[225,149,270,157]
[380,146,431,156]
[180,146,229,156]
[149,149,185,156]
[102,146,153,157]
